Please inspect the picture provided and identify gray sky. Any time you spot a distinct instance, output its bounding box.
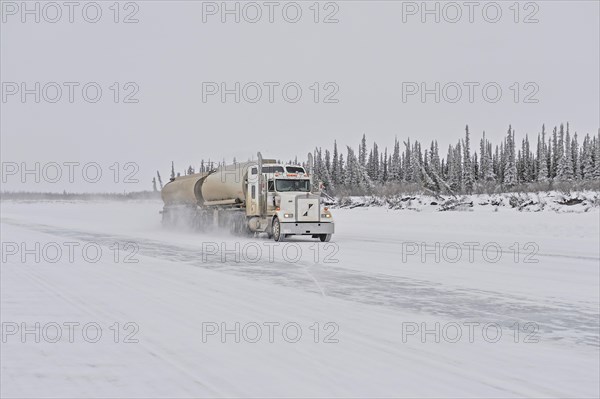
[1,0,599,192]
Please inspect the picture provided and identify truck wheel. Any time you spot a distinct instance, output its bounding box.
[319,234,332,242]
[272,218,285,242]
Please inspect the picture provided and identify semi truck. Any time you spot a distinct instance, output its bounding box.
[160,152,334,242]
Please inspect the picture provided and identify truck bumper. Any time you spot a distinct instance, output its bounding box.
[280,222,334,235]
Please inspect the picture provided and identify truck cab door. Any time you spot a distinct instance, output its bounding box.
[266,180,276,212]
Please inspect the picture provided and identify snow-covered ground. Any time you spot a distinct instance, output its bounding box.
[335,190,600,213]
[1,200,599,398]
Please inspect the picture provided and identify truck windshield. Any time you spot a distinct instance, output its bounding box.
[276,179,310,192]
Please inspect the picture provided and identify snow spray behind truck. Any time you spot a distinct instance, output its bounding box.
[160,152,334,242]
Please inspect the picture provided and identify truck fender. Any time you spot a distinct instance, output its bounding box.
[266,214,277,234]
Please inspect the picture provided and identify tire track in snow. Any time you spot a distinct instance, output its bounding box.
[3,218,598,348]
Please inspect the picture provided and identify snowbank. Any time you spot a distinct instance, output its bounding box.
[335,191,600,213]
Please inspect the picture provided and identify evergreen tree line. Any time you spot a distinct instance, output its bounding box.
[155,123,599,196]
[311,123,600,196]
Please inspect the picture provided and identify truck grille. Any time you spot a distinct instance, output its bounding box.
[296,198,320,222]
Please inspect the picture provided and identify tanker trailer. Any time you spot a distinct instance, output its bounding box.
[160,153,334,242]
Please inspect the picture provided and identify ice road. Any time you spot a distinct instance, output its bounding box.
[1,200,599,398]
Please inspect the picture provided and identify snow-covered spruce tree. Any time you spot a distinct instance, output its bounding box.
[572,133,581,180]
[518,135,533,183]
[312,148,321,183]
[387,153,393,182]
[486,142,495,181]
[559,124,565,169]
[556,129,574,181]
[367,150,373,179]
[523,135,532,182]
[369,142,379,180]
[546,136,553,180]
[517,148,523,182]
[325,149,332,177]
[399,152,405,181]
[581,134,594,180]
[391,137,401,182]
[332,141,339,185]
[565,126,574,180]
[412,141,423,183]
[535,126,542,172]
[551,126,559,178]
[359,134,367,168]
[403,139,412,182]
[537,126,549,182]
[463,125,474,193]
[318,147,335,192]
[338,153,345,185]
[479,132,495,182]
[376,144,382,181]
[479,132,487,180]
[449,141,462,191]
[537,133,549,182]
[381,148,388,183]
[346,146,373,193]
[503,126,518,187]
[496,143,504,182]
[412,146,421,184]
[321,157,335,194]
[344,147,357,187]
[446,144,455,187]
[430,140,441,175]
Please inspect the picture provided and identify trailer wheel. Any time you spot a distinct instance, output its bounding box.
[319,234,332,242]
[272,217,285,242]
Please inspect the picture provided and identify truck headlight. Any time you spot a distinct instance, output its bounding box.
[321,213,332,218]
[284,213,294,218]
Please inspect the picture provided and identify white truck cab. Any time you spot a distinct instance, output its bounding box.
[246,160,334,242]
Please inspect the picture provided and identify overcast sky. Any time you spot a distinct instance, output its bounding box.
[1,0,598,192]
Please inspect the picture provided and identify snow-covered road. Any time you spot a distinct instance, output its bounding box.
[1,200,599,398]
